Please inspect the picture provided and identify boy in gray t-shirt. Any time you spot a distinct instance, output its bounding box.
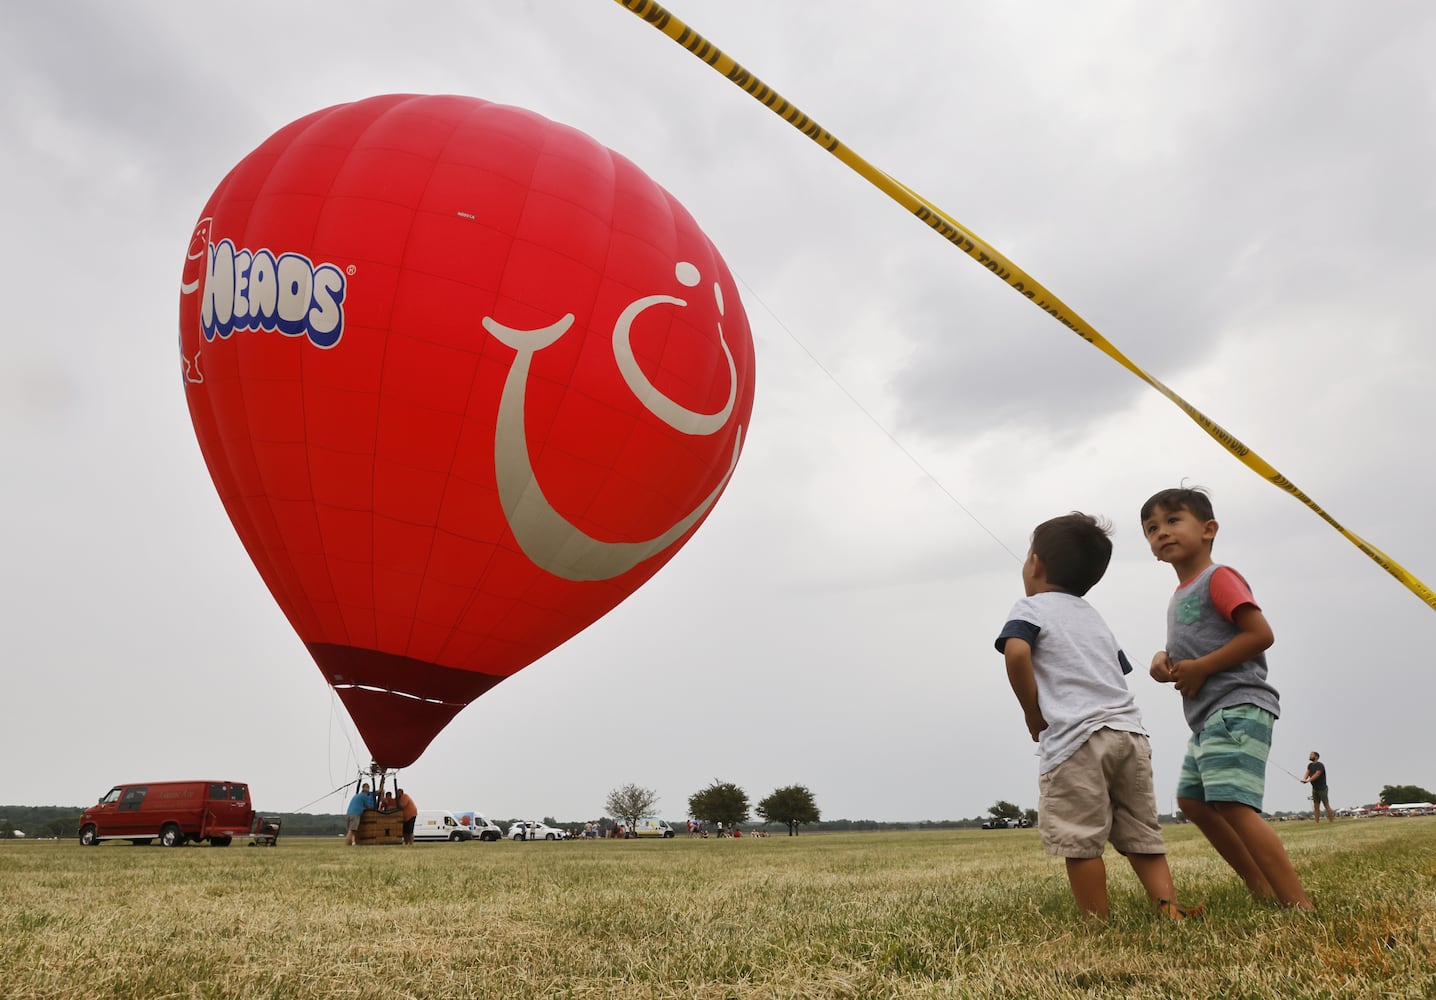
[996,513,1200,921]
[1141,487,1313,911]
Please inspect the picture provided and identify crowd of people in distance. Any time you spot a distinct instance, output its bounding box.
[547,819,774,839]
[685,819,767,838]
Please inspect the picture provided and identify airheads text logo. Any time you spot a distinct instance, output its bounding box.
[194,238,347,349]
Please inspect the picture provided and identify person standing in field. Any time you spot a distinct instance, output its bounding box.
[1301,752,1335,823]
[345,782,374,846]
[1140,486,1314,910]
[995,512,1202,921]
[396,788,418,845]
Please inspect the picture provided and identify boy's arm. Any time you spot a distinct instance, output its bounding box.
[1170,603,1274,698]
[1002,638,1048,742]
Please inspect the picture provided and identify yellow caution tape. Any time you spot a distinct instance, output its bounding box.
[613,0,1436,610]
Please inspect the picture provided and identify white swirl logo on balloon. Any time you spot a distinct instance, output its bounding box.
[484,260,742,583]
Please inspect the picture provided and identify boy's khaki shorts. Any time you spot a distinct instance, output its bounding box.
[1038,728,1165,859]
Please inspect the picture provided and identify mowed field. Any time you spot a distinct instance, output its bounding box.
[2,820,1432,999]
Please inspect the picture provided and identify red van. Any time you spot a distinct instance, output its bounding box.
[78,780,256,847]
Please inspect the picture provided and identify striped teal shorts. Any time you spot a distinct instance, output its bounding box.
[1175,704,1274,810]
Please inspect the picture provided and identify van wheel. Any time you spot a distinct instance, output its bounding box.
[160,824,184,848]
[209,836,232,847]
[79,825,99,847]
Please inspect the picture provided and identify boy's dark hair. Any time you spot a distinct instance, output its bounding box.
[1140,486,1215,524]
[1030,513,1112,597]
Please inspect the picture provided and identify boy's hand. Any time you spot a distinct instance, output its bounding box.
[1170,658,1211,698]
[1024,708,1048,742]
[1163,604,1274,699]
[1150,651,1176,684]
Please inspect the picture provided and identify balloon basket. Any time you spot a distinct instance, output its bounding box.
[356,809,403,846]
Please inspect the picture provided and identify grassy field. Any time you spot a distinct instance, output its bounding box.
[1,819,1432,999]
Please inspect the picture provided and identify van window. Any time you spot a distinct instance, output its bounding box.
[100,787,122,805]
[119,787,148,811]
[230,784,248,802]
[209,784,228,800]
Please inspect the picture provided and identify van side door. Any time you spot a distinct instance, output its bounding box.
[115,785,149,837]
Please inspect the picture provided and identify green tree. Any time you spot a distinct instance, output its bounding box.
[989,800,1023,821]
[688,780,749,830]
[756,785,820,836]
[604,783,660,834]
[1380,784,1436,805]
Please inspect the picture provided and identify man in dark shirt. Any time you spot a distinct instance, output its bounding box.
[1301,751,1335,823]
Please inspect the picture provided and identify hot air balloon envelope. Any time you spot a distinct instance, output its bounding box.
[178,94,755,766]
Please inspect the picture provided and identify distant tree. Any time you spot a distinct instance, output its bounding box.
[756,785,820,836]
[604,784,660,833]
[989,800,1023,821]
[688,780,749,830]
[1380,784,1436,805]
[43,817,76,840]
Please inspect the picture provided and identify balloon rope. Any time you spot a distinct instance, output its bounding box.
[1272,762,1306,783]
[611,0,1436,610]
[289,780,357,815]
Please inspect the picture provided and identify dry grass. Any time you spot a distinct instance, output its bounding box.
[1,819,1433,998]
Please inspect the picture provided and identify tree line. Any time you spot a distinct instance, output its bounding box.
[6,781,1431,840]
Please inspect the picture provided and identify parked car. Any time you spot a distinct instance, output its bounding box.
[412,810,472,842]
[630,817,676,838]
[982,817,1030,829]
[508,821,565,841]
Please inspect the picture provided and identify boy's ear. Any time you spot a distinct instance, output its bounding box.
[1202,519,1219,543]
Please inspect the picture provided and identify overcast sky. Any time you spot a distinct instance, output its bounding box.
[5,2,1435,825]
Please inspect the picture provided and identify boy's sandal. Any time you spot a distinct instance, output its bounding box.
[1157,899,1205,921]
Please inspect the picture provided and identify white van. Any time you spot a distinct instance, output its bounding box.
[630,817,675,838]
[455,810,503,841]
[412,810,472,842]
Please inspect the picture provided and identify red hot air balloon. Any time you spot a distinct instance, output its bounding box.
[178,95,755,768]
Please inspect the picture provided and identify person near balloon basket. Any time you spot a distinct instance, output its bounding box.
[345,783,375,846]
[996,512,1201,922]
[397,788,418,845]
